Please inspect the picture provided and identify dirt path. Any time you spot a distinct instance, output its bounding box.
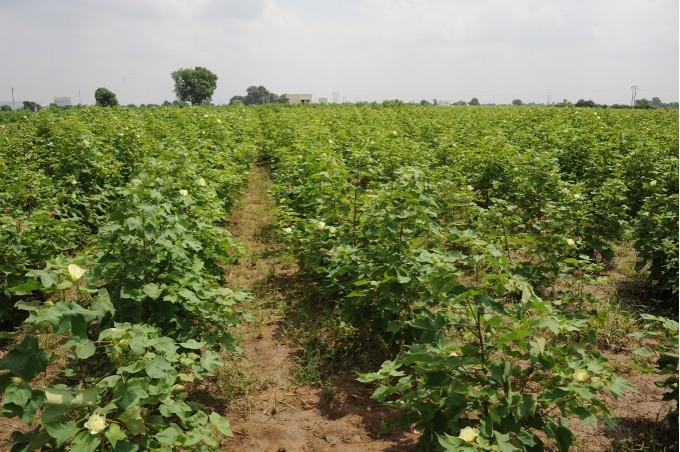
[221,166,417,452]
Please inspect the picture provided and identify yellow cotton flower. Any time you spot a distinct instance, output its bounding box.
[458,426,479,443]
[573,369,589,382]
[84,413,106,435]
[198,177,207,187]
[179,189,189,197]
[67,264,86,282]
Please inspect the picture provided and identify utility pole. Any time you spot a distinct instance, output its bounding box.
[78,89,82,105]
[332,91,339,104]
[547,94,551,106]
[11,87,15,109]
[630,85,638,108]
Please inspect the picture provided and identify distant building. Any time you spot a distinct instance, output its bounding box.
[54,97,72,107]
[285,94,312,105]
[318,97,328,104]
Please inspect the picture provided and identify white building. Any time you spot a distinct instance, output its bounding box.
[285,94,312,105]
[54,97,72,107]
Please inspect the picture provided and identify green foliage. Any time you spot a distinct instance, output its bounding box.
[94,88,118,107]
[263,105,677,450]
[171,67,218,105]
[0,106,259,450]
[634,192,679,294]
[632,314,679,424]
[230,85,288,105]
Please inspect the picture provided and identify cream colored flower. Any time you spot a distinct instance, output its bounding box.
[566,238,576,246]
[573,193,581,200]
[84,413,106,435]
[179,189,189,197]
[283,227,293,234]
[573,369,589,382]
[316,220,326,230]
[458,426,479,443]
[67,264,86,282]
[198,177,207,187]
[650,180,657,187]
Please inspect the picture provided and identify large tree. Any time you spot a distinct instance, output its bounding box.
[171,67,218,105]
[95,87,118,107]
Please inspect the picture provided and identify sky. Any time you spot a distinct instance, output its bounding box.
[0,0,678,105]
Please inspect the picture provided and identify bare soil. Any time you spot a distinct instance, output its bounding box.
[220,166,417,451]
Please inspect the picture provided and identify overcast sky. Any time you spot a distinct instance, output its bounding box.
[1,0,677,105]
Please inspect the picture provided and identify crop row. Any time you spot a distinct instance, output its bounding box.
[0,107,258,449]
[263,105,678,450]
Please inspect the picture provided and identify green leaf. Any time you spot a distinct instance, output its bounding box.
[155,426,181,445]
[142,283,162,300]
[200,351,221,373]
[209,412,233,437]
[608,374,637,398]
[0,335,49,380]
[90,289,115,317]
[44,421,80,447]
[126,217,143,232]
[44,387,98,408]
[8,279,41,295]
[4,383,33,406]
[105,423,127,448]
[553,425,574,452]
[118,405,146,435]
[70,430,101,452]
[145,356,172,379]
[65,336,96,359]
[179,339,202,350]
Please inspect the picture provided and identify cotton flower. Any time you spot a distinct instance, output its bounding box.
[316,220,326,230]
[84,413,106,435]
[566,238,576,246]
[198,177,207,187]
[179,189,189,197]
[573,193,581,200]
[283,227,292,234]
[67,264,86,282]
[650,180,657,187]
[573,369,589,382]
[458,426,479,443]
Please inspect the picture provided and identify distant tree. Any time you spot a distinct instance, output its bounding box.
[171,66,218,105]
[95,87,119,106]
[382,99,404,106]
[511,99,523,106]
[468,98,480,106]
[634,98,653,109]
[452,100,467,106]
[230,86,288,105]
[420,99,432,105]
[0,105,11,112]
[22,101,41,111]
[126,104,137,108]
[162,100,172,106]
[575,99,597,108]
